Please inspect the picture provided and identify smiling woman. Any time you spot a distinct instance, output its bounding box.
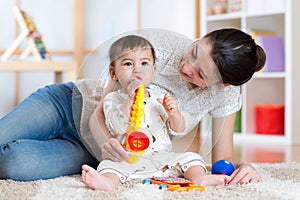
[179,38,222,88]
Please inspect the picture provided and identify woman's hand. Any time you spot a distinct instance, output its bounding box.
[228,162,262,185]
[101,138,129,162]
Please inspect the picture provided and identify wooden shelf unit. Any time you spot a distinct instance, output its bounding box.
[200,0,300,145]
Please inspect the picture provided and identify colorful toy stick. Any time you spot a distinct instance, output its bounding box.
[211,160,235,176]
[125,85,150,163]
[143,176,205,192]
[20,8,49,59]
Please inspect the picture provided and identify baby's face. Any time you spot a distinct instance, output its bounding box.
[113,47,156,88]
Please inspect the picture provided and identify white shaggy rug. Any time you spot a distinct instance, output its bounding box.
[1,162,300,200]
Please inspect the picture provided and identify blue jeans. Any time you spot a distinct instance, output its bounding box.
[0,82,98,181]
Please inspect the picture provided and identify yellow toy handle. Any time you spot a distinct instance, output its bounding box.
[128,84,145,133]
[125,85,146,163]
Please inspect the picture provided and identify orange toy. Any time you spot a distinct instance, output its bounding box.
[143,176,205,192]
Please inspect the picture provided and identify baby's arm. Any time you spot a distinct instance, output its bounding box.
[157,93,185,133]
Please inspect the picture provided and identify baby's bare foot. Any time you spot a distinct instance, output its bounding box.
[81,164,114,191]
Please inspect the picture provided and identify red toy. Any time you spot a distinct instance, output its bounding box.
[127,131,150,151]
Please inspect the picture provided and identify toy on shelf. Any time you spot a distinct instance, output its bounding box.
[207,0,228,15]
[143,176,205,192]
[124,85,150,163]
[211,160,235,176]
[1,5,50,61]
[255,104,284,135]
[227,0,242,13]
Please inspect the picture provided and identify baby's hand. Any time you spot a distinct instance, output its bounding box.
[198,174,231,186]
[127,79,143,100]
[157,93,179,116]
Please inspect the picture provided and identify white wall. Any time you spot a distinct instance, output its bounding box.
[0,0,195,117]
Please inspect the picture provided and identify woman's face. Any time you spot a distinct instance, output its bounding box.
[110,47,156,89]
[179,38,222,88]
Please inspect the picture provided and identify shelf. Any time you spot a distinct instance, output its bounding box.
[0,60,77,82]
[0,60,76,71]
[201,0,300,145]
[246,11,285,18]
[207,12,243,21]
[206,11,285,22]
[234,133,288,145]
[253,72,285,79]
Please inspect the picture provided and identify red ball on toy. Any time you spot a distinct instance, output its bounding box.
[127,131,150,151]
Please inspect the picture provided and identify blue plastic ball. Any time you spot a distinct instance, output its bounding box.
[211,160,235,175]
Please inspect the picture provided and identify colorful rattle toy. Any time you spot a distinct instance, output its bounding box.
[125,85,150,163]
[211,159,235,176]
[143,176,205,192]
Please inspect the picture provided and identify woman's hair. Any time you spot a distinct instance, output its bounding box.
[109,35,156,67]
[204,28,266,86]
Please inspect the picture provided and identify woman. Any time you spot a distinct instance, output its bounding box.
[0,28,265,183]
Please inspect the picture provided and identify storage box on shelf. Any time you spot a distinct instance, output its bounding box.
[200,0,300,145]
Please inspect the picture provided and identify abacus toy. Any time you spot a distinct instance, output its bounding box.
[125,85,150,163]
[1,6,50,61]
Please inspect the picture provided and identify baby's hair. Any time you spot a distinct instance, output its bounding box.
[109,35,156,67]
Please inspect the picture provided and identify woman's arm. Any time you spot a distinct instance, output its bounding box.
[211,112,262,184]
[211,113,235,165]
[89,78,129,162]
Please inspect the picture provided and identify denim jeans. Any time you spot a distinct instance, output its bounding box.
[0,82,98,181]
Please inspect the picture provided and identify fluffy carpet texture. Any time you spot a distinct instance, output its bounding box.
[1,162,300,200]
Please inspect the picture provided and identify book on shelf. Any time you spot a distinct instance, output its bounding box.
[234,108,241,133]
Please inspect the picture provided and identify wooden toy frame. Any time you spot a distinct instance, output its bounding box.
[0,1,82,106]
[1,6,49,61]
